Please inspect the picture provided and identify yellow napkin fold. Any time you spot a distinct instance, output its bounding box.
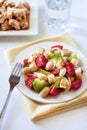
[5,33,87,121]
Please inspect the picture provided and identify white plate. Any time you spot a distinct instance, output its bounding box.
[13,42,87,103]
[0,0,38,36]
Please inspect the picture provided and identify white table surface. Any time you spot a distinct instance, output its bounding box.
[0,0,87,130]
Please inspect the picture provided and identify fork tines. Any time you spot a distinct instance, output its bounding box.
[11,63,23,77]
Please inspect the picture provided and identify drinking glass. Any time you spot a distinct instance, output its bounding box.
[46,0,72,30]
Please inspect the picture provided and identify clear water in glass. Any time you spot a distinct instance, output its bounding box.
[46,0,72,30]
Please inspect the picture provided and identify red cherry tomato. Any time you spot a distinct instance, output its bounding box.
[81,69,84,74]
[25,74,36,90]
[23,58,29,67]
[51,45,63,50]
[49,86,62,96]
[35,54,47,68]
[50,68,60,76]
[51,45,63,52]
[71,79,82,90]
[65,62,75,77]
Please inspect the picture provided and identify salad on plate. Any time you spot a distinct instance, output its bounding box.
[22,44,83,98]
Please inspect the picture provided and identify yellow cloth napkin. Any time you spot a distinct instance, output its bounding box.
[5,33,87,121]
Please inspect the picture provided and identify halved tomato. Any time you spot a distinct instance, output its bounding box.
[71,79,82,90]
[25,74,36,90]
[51,45,63,50]
[23,58,29,67]
[65,62,75,77]
[35,54,47,68]
[49,85,62,96]
[50,68,60,76]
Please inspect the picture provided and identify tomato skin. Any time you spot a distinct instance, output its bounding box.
[71,79,82,90]
[51,45,63,52]
[81,69,84,74]
[49,86,62,96]
[23,58,29,67]
[65,62,75,77]
[35,54,47,68]
[51,45,63,50]
[25,74,36,90]
[50,68,60,76]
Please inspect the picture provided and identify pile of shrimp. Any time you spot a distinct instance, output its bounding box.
[0,0,30,30]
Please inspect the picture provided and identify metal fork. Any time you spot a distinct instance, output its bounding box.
[0,63,23,119]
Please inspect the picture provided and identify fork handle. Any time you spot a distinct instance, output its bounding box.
[0,89,12,120]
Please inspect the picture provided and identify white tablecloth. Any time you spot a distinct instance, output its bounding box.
[0,0,87,130]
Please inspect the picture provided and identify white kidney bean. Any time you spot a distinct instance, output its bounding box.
[59,68,66,77]
[63,56,68,62]
[39,87,50,98]
[47,74,56,84]
[34,72,47,81]
[75,67,82,78]
[23,67,30,75]
[45,61,55,71]
[29,61,38,72]
[28,55,34,63]
[71,58,79,67]
[56,60,65,69]
[61,49,72,56]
